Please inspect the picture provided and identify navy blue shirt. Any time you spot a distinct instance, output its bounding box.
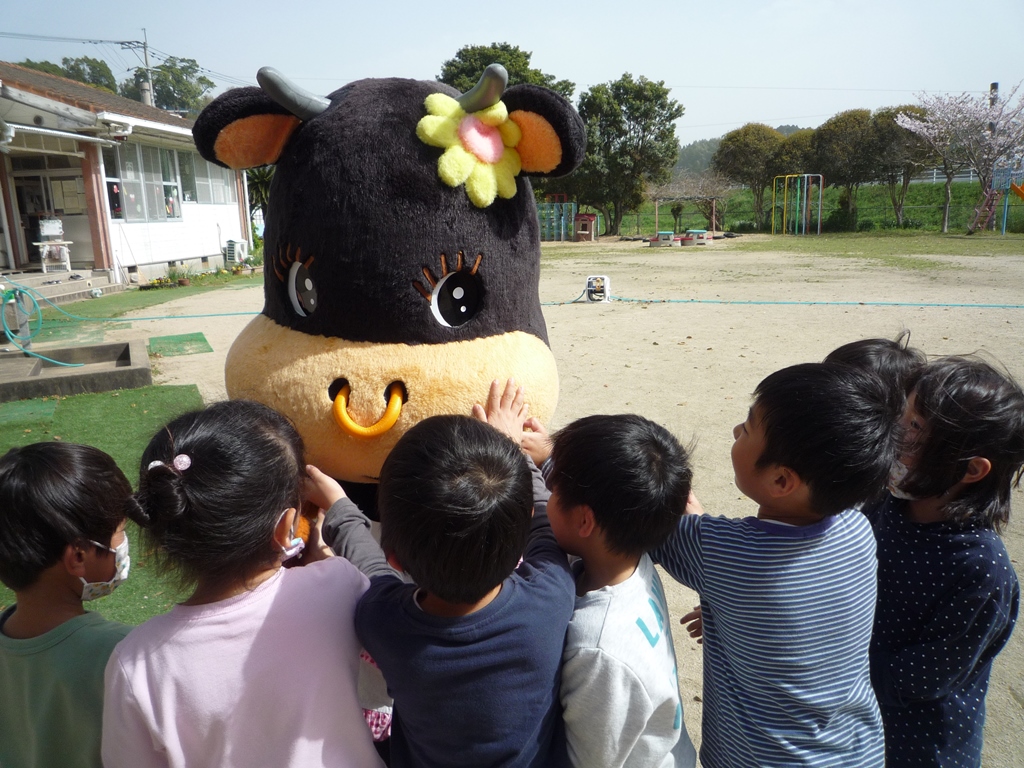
[354,508,575,768]
[865,495,1019,767]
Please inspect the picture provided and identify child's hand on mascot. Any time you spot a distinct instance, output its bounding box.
[472,379,529,445]
[521,417,553,467]
[304,464,348,510]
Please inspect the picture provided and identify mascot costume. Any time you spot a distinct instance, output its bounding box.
[193,64,585,516]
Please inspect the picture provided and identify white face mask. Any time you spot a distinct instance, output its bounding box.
[276,510,305,561]
[887,459,920,501]
[80,536,130,601]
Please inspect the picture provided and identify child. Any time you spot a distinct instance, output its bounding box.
[321,380,576,768]
[101,400,384,768]
[652,362,901,767]
[527,413,698,768]
[867,357,1022,766]
[824,330,926,398]
[0,442,133,768]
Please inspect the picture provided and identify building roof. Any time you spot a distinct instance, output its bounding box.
[0,60,194,128]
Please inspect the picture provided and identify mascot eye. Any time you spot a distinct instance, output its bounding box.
[287,260,318,317]
[430,271,482,327]
[414,252,485,328]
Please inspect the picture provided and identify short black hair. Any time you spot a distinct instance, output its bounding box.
[901,357,1024,532]
[131,400,305,587]
[824,330,926,396]
[754,362,902,516]
[0,443,131,591]
[378,415,533,604]
[548,415,692,557]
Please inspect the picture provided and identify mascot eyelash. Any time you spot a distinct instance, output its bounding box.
[274,244,317,318]
[414,252,485,329]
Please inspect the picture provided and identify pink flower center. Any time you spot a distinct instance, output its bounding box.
[458,116,504,164]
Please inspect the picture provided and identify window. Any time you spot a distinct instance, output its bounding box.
[102,146,123,219]
[105,145,236,221]
[179,152,198,203]
[119,144,146,222]
[194,155,212,204]
[161,149,182,219]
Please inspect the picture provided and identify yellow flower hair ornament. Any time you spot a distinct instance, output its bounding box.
[417,93,522,208]
[417,64,525,209]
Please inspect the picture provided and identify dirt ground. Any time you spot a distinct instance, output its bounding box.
[105,236,1024,766]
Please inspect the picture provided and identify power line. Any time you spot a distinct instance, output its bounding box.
[0,30,253,88]
[0,30,140,45]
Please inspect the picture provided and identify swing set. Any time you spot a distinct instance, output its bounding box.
[771,174,823,235]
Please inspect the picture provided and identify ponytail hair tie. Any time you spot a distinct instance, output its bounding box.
[148,454,192,473]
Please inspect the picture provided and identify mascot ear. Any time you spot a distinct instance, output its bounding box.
[192,87,301,170]
[503,85,586,178]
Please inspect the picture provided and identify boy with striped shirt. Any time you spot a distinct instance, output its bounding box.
[653,363,901,767]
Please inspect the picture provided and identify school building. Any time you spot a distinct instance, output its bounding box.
[0,61,249,285]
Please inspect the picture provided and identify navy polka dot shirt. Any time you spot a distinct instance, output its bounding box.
[864,494,1019,767]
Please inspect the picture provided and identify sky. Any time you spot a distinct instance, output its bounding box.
[3,0,1022,146]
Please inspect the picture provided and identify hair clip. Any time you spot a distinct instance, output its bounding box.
[147,454,192,473]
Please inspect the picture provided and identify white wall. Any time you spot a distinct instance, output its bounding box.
[108,202,244,278]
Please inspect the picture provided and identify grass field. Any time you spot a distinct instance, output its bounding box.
[608,180,1024,236]
[541,230,1024,270]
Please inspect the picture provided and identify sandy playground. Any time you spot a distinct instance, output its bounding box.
[101,235,1024,766]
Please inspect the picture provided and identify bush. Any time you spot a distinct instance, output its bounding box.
[857,219,876,232]
[822,207,854,233]
[730,220,758,233]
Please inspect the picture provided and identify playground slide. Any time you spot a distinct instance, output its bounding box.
[1011,181,1024,202]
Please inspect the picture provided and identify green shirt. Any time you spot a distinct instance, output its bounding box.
[0,607,131,768]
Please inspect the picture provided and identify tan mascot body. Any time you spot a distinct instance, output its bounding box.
[193,65,586,508]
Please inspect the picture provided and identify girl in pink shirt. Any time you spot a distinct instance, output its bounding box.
[102,400,384,768]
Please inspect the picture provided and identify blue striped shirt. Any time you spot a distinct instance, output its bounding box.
[652,511,884,768]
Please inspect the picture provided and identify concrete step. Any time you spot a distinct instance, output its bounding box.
[0,270,127,307]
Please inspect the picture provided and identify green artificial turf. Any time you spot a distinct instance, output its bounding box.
[148,332,214,357]
[0,384,204,622]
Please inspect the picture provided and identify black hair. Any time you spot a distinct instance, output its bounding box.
[547,415,692,557]
[899,357,1024,532]
[130,400,305,588]
[753,362,902,515]
[824,330,926,397]
[378,415,533,604]
[0,443,131,591]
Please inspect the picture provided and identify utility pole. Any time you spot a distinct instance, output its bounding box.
[140,28,154,107]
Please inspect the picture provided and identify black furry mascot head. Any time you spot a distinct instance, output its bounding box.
[193,65,585,493]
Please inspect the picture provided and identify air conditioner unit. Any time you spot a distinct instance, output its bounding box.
[225,239,249,263]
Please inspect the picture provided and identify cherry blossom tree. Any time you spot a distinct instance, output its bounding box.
[898,83,1024,231]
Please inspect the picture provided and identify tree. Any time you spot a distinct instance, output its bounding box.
[712,123,784,229]
[548,74,683,236]
[872,106,932,227]
[775,124,805,137]
[675,137,720,174]
[246,166,275,226]
[18,58,64,77]
[18,57,116,93]
[438,43,574,100]
[944,83,1024,195]
[769,128,815,178]
[896,95,973,233]
[811,109,876,230]
[60,56,117,93]
[120,57,215,116]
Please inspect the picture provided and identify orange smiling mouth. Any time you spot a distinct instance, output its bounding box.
[331,380,406,438]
